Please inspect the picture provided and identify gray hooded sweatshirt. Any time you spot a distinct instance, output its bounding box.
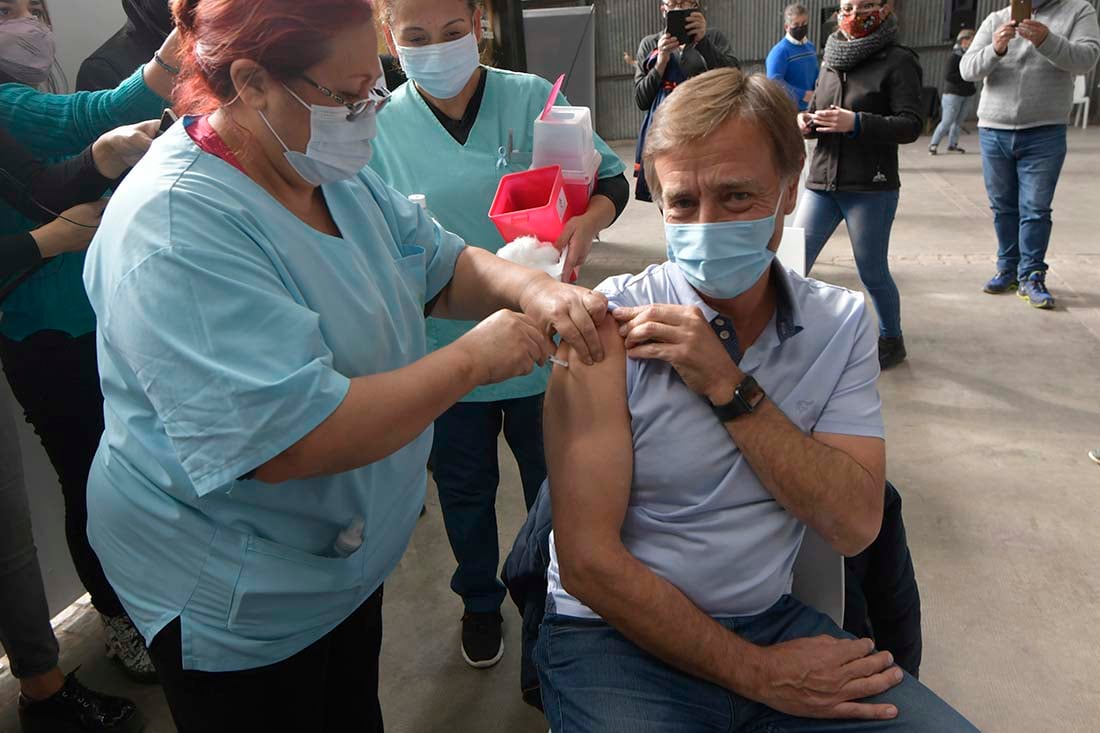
[960,0,1100,130]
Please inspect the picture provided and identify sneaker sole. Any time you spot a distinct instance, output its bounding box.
[1017,290,1055,309]
[983,285,1017,294]
[461,638,504,669]
[1089,451,1100,466]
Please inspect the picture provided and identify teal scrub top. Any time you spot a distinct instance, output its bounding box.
[82,122,465,672]
[369,67,626,402]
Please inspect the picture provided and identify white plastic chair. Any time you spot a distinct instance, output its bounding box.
[777,227,846,627]
[791,527,846,626]
[1071,76,1090,129]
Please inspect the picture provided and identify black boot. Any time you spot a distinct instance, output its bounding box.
[18,671,143,732]
[878,336,907,370]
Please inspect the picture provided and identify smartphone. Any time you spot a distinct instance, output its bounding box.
[157,108,178,137]
[1011,0,1032,24]
[665,9,697,46]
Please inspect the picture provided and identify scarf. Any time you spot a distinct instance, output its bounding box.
[823,14,898,72]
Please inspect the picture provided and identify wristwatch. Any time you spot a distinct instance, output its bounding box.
[712,375,766,423]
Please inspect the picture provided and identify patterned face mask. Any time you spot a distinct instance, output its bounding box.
[0,17,55,85]
[838,8,886,39]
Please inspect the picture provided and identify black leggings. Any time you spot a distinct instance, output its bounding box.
[148,587,385,733]
[0,331,124,617]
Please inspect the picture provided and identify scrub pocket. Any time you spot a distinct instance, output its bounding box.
[394,245,427,306]
[228,534,367,642]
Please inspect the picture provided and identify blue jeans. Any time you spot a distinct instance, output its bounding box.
[796,190,902,338]
[535,595,978,732]
[979,125,1067,280]
[433,395,546,614]
[931,93,968,149]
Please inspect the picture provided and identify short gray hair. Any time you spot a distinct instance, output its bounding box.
[642,68,803,201]
[784,3,808,22]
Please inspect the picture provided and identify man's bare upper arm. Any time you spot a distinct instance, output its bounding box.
[545,315,634,565]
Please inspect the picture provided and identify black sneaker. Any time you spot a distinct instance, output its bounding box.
[18,671,143,733]
[460,612,503,669]
[947,145,966,154]
[878,336,907,371]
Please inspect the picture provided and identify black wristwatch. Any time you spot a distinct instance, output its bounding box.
[711,375,766,423]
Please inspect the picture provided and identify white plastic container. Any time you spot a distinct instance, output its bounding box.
[532,105,596,175]
[561,150,602,217]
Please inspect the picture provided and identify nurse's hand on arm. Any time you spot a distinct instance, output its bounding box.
[555,193,618,283]
[431,246,609,365]
[254,247,607,485]
[548,317,901,722]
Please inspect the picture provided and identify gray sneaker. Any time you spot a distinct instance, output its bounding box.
[1090,448,1100,466]
[102,614,158,683]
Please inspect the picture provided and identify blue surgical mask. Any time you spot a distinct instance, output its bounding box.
[397,32,481,100]
[665,189,786,300]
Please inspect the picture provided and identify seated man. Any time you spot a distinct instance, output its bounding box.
[537,68,976,732]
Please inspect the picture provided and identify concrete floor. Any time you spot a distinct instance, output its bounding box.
[2,131,1099,732]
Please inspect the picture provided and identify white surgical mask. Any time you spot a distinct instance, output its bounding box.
[665,189,786,300]
[397,32,481,100]
[259,84,378,187]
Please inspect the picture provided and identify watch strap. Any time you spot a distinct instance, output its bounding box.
[712,375,765,423]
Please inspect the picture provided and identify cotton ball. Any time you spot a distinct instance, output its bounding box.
[496,236,564,278]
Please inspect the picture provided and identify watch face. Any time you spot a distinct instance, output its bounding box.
[739,376,765,408]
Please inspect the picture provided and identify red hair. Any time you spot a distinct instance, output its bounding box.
[171,0,374,114]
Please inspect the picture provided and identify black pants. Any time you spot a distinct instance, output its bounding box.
[844,481,923,678]
[149,587,385,733]
[0,331,124,617]
[433,395,546,614]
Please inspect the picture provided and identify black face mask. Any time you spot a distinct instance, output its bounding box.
[789,25,809,41]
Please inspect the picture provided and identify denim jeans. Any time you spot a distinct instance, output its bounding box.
[535,595,978,733]
[979,125,1067,280]
[931,93,968,149]
[0,385,60,678]
[796,189,902,338]
[433,394,546,614]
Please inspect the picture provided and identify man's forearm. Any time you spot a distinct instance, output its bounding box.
[431,247,553,321]
[565,544,763,695]
[722,400,879,555]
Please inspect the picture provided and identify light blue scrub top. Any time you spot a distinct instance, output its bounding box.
[369,67,627,402]
[547,262,885,619]
[82,123,465,672]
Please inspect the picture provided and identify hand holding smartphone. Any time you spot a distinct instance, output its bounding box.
[1011,0,1032,24]
[665,9,697,46]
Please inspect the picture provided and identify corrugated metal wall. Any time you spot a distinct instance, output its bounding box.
[593,0,1100,140]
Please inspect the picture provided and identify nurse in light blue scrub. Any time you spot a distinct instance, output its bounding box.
[80,1,607,730]
[370,0,630,669]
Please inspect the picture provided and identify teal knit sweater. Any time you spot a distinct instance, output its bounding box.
[0,66,167,341]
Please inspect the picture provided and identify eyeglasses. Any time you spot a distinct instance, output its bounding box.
[838,2,883,15]
[299,74,391,121]
[664,1,700,10]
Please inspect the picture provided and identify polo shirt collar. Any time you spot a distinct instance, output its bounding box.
[666,260,804,347]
